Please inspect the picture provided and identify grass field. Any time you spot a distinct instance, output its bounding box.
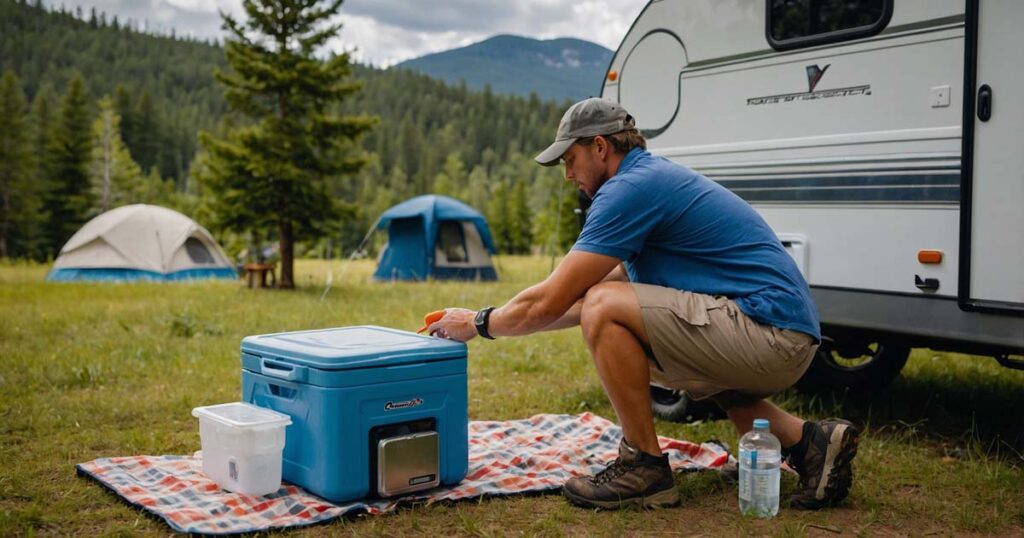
[1,257,1023,536]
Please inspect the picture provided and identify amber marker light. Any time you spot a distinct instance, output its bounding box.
[918,250,943,264]
[607,70,618,81]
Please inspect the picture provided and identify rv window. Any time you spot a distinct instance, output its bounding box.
[184,237,215,264]
[767,0,891,50]
[438,221,468,263]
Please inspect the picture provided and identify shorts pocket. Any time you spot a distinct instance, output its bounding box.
[769,327,813,361]
[668,292,718,326]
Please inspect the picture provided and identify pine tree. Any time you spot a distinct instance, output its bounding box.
[532,171,581,255]
[432,170,456,198]
[0,70,34,258]
[465,165,489,214]
[508,177,532,254]
[88,97,144,213]
[140,166,186,211]
[396,116,422,189]
[113,84,138,159]
[487,180,511,253]
[25,85,55,260]
[386,165,410,202]
[441,152,467,196]
[44,73,93,255]
[431,153,466,198]
[553,182,581,251]
[133,89,159,173]
[200,0,376,288]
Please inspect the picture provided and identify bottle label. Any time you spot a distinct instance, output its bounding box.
[738,448,780,504]
[739,448,753,502]
[739,469,751,502]
[749,468,779,500]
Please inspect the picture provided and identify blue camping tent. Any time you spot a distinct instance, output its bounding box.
[373,195,498,281]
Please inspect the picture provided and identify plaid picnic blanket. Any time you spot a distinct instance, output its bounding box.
[77,412,732,535]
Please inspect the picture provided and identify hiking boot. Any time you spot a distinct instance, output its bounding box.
[562,438,679,510]
[787,418,860,510]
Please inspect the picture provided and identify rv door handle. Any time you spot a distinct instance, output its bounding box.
[977,84,992,122]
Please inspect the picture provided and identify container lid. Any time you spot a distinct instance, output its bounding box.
[240,325,467,371]
[753,418,770,430]
[192,402,292,430]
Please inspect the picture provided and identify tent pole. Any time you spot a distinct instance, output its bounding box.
[324,221,378,300]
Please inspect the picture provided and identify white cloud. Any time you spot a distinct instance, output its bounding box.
[43,0,647,64]
[332,13,478,67]
[164,0,220,12]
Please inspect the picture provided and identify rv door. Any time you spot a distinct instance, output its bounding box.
[959,0,1024,315]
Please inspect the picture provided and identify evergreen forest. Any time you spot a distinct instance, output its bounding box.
[0,0,585,263]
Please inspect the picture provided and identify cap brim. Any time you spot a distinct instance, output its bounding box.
[534,138,576,167]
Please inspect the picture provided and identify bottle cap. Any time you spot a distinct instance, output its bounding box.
[753,418,770,430]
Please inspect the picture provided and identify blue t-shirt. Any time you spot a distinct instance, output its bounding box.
[572,148,820,340]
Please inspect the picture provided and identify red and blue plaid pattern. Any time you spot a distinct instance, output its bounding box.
[77,413,731,535]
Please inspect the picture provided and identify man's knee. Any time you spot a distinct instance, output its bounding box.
[580,282,629,337]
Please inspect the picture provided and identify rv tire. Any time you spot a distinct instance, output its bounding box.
[796,339,911,393]
[649,384,724,423]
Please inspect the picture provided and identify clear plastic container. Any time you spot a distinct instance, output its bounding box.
[738,418,781,518]
[192,402,292,496]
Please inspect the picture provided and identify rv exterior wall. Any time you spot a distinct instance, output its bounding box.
[604,0,964,297]
[603,0,1022,354]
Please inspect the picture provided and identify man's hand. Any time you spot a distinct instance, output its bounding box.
[426,308,478,342]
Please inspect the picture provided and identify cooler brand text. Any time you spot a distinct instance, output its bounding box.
[384,398,424,411]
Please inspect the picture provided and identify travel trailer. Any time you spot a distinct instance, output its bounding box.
[598,0,1023,419]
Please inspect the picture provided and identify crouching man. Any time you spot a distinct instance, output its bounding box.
[426,98,859,511]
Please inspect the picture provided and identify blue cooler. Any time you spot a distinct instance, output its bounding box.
[240,325,468,502]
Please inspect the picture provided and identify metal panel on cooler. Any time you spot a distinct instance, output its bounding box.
[377,432,440,497]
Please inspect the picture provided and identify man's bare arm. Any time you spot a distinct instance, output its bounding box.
[541,263,628,331]
[424,253,622,341]
[485,251,622,337]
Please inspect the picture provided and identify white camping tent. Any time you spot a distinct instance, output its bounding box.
[47,204,237,282]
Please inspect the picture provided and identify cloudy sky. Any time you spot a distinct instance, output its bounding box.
[46,0,648,66]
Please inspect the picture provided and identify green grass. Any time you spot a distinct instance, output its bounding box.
[1,257,1022,536]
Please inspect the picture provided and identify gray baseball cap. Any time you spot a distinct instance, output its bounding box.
[534,98,634,166]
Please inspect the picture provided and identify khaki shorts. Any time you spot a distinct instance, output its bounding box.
[633,283,817,407]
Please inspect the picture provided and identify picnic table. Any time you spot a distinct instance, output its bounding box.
[243,263,277,288]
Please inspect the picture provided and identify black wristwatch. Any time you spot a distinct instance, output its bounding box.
[474,306,496,339]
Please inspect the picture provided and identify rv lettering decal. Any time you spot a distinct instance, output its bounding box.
[384,398,424,411]
[747,64,870,106]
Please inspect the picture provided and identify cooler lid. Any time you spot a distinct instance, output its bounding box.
[240,325,467,371]
[191,402,292,430]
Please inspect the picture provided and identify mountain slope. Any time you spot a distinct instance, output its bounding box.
[394,34,612,103]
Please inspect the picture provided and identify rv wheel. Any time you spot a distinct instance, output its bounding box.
[796,338,911,393]
[649,384,724,423]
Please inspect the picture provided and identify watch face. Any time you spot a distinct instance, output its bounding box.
[474,308,493,339]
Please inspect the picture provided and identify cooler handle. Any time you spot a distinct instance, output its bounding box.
[260,358,307,382]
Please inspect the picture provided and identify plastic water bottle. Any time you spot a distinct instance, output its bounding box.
[738,418,781,518]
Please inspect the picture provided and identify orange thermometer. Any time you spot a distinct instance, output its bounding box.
[417,310,445,334]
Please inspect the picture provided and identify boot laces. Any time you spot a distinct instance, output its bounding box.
[593,458,634,484]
